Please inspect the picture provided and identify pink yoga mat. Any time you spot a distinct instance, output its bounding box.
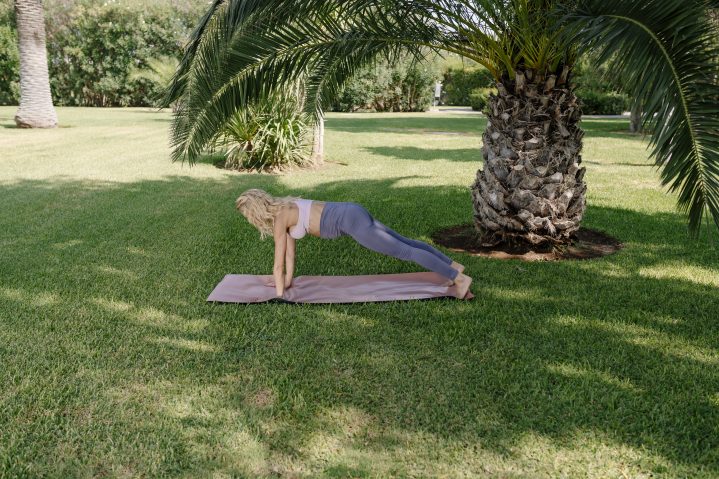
[207,272,473,304]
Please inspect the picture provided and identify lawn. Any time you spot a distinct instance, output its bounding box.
[0,106,717,478]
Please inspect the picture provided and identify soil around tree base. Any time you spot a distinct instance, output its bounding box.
[432,224,623,261]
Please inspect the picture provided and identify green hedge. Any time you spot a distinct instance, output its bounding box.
[0,4,17,105]
[330,58,439,112]
[0,24,19,106]
[577,91,630,115]
[441,66,494,106]
[0,1,202,106]
[469,87,496,113]
[573,53,631,115]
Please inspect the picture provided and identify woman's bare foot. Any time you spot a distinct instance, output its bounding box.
[452,273,472,299]
[450,261,465,274]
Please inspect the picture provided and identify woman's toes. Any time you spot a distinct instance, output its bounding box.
[451,261,465,274]
[454,274,472,298]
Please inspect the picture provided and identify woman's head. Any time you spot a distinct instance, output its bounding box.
[235,189,294,238]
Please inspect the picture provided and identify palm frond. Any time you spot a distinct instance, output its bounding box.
[169,0,442,164]
[565,0,719,235]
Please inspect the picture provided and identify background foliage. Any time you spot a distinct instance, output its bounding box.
[0,0,203,107]
[330,56,440,112]
[572,54,631,114]
[0,1,632,112]
[441,66,495,106]
[0,2,18,105]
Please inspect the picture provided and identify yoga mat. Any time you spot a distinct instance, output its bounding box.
[207,272,473,304]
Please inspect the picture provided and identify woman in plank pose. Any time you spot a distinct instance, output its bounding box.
[235,189,472,298]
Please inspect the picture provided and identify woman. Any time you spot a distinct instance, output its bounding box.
[235,189,473,298]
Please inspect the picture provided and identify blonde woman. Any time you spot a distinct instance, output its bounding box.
[235,189,473,298]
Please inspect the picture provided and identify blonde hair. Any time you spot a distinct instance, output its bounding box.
[235,189,297,239]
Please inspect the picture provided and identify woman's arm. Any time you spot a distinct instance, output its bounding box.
[285,235,296,288]
[273,215,287,297]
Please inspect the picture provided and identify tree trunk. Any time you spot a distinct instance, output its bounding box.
[14,0,57,128]
[471,68,587,246]
[311,115,324,163]
[629,103,643,134]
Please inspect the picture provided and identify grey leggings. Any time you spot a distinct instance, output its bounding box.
[321,203,458,280]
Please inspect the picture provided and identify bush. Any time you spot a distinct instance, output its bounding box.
[331,57,438,112]
[469,87,496,113]
[0,24,19,105]
[213,92,312,172]
[578,90,630,115]
[0,1,202,106]
[572,52,630,115]
[441,67,494,106]
[47,3,195,106]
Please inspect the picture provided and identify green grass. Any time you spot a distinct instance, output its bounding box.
[1,106,718,478]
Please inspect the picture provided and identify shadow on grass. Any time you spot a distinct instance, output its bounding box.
[363,146,482,163]
[0,175,717,476]
[326,115,645,145]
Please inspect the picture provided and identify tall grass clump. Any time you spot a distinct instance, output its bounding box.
[212,92,311,172]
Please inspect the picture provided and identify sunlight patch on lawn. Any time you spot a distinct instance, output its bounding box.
[482,286,544,301]
[554,316,719,366]
[317,310,376,328]
[90,297,133,312]
[638,263,719,288]
[511,431,669,479]
[96,265,138,280]
[52,239,84,249]
[0,287,59,307]
[546,362,642,392]
[151,336,219,353]
[156,383,272,477]
[90,298,207,332]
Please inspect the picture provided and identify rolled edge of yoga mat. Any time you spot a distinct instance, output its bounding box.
[207,272,473,304]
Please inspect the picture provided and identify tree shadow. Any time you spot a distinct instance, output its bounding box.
[325,114,646,144]
[363,146,482,162]
[1,175,717,476]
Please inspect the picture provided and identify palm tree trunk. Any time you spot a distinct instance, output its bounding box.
[629,103,643,134]
[14,0,57,128]
[471,68,587,246]
[311,115,324,163]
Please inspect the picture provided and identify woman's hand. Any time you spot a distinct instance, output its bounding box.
[264,278,285,297]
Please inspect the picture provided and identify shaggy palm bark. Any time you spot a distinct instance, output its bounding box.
[471,68,586,246]
[14,0,57,128]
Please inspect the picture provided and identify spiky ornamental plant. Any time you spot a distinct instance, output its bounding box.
[166,0,719,243]
[214,88,311,172]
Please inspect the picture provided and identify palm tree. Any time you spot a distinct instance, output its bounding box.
[13,0,57,128]
[167,0,719,242]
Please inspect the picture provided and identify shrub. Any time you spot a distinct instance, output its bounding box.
[0,1,202,107]
[47,3,193,106]
[578,90,630,115]
[469,87,496,113]
[441,66,494,105]
[128,55,180,108]
[212,92,312,172]
[572,52,630,114]
[0,24,19,105]
[331,57,438,112]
